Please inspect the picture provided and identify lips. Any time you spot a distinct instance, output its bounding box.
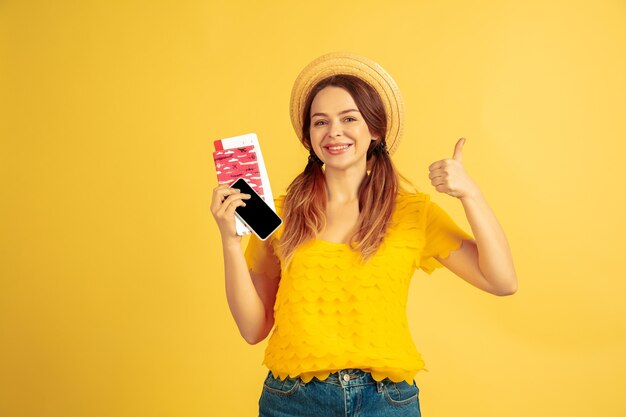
[324,143,353,155]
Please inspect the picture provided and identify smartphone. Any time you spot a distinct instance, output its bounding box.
[230,177,282,241]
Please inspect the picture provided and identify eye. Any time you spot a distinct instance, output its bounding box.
[313,120,327,126]
[345,117,357,122]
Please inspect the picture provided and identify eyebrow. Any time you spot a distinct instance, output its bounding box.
[311,109,360,118]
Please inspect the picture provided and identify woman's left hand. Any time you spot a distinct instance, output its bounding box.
[428,137,481,200]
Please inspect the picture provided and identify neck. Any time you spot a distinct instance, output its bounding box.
[323,161,367,203]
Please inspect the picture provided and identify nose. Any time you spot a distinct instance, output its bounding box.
[327,119,342,138]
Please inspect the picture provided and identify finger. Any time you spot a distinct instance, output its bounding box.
[223,198,247,218]
[215,195,246,218]
[216,192,251,215]
[428,160,446,171]
[452,137,465,161]
[212,184,239,202]
[221,185,242,196]
[213,183,231,193]
[211,187,244,211]
[432,178,447,188]
[428,169,447,181]
[223,192,251,205]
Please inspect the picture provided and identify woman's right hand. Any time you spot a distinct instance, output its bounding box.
[210,184,251,245]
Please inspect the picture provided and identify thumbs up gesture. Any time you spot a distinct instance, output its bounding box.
[428,137,480,200]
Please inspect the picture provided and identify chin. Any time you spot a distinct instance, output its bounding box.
[324,159,367,172]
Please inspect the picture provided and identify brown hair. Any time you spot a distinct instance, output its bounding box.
[277,74,417,267]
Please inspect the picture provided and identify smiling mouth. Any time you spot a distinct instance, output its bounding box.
[325,144,353,152]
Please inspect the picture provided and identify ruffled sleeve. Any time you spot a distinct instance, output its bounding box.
[243,195,285,278]
[419,196,474,275]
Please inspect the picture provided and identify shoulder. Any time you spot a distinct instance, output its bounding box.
[387,191,431,231]
[273,194,286,217]
[396,190,430,202]
[395,191,431,213]
[274,194,286,206]
[266,194,287,243]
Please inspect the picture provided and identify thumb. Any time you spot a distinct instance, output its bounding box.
[453,137,466,161]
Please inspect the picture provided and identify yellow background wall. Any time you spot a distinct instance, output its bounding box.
[1,0,625,416]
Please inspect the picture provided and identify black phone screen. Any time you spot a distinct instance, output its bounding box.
[230,178,282,240]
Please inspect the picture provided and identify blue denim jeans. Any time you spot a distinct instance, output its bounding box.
[258,368,421,417]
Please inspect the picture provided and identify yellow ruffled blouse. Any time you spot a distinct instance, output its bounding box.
[244,191,474,385]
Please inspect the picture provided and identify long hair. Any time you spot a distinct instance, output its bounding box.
[277,74,416,268]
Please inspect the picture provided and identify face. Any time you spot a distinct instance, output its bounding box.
[309,86,375,171]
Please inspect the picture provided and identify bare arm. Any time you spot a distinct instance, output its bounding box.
[435,189,518,296]
[429,138,518,296]
[222,241,278,344]
[211,184,279,344]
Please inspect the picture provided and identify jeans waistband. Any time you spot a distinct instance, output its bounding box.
[321,368,380,388]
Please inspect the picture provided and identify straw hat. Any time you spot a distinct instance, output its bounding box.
[290,52,405,156]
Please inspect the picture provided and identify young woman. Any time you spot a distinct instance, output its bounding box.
[211,52,518,417]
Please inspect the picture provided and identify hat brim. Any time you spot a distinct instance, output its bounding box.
[290,52,404,156]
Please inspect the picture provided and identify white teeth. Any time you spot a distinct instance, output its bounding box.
[328,145,350,151]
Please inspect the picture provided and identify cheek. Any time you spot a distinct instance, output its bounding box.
[355,127,367,139]
[356,123,371,135]
[309,131,323,147]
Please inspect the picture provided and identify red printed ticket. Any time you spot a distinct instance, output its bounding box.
[212,145,264,198]
[212,133,275,236]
